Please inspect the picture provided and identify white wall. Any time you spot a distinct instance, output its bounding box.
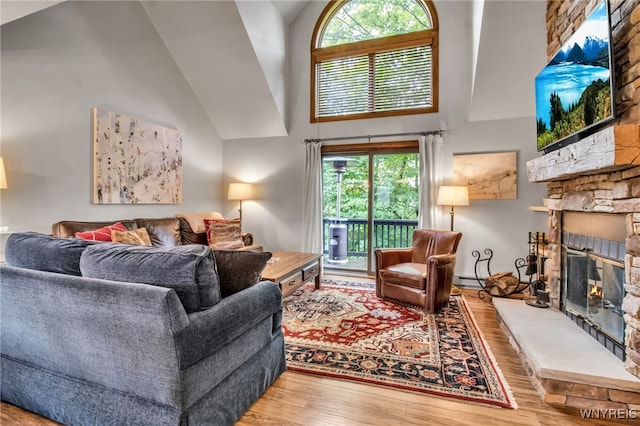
[0,1,224,233]
[0,0,549,281]
[223,0,549,280]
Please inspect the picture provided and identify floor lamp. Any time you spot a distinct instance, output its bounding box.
[228,182,254,222]
[437,185,469,296]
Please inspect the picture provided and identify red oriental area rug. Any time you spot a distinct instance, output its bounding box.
[282,279,517,409]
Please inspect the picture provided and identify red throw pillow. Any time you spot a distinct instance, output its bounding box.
[75,222,127,241]
[204,218,244,249]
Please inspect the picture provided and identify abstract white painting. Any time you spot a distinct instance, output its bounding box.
[92,107,182,204]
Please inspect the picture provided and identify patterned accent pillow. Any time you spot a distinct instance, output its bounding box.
[75,222,127,241]
[204,218,244,249]
[111,227,152,246]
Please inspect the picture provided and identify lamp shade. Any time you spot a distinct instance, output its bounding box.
[437,186,469,206]
[227,182,254,201]
[0,157,7,189]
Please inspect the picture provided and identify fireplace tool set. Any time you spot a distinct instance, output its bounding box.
[473,231,550,307]
[525,231,550,308]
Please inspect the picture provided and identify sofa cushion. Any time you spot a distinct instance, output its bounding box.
[80,244,221,312]
[205,218,244,249]
[52,220,138,238]
[177,217,208,245]
[134,218,181,247]
[5,232,99,276]
[111,227,152,246]
[213,250,272,297]
[380,262,427,289]
[177,212,224,234]
[75,222,127,241]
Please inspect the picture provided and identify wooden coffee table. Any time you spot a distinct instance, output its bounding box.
[261,251,322,297]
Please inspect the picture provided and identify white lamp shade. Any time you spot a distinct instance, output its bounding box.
[0,157,7,189]
[227,182,254,201]
[437,186,469,206]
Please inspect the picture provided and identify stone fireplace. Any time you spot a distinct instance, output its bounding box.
[490,0,640,410]
[526,0,640,382]
[528,160,640,371]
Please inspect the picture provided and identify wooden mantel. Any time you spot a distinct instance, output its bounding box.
[527,124,640,182]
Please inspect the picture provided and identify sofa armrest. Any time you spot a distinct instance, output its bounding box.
[175,281,282,368]
[241,232,254,246]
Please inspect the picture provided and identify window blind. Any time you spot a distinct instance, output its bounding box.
[316,45,433,118]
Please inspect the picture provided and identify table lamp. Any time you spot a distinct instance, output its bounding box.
[228,183,254,221]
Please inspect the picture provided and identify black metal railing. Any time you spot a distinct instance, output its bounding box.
[322,218,418,258]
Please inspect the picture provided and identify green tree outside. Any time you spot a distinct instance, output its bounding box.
[323,153,419,256]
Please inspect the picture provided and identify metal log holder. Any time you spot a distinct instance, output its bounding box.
[473,248,529,302]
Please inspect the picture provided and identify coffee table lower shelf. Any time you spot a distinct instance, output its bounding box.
[260,251,322,297]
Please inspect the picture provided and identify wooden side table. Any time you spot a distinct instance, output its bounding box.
[261,251,322,297]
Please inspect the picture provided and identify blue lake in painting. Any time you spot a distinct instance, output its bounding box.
[535,62,610,128]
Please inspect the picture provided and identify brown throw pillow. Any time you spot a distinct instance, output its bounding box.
[204,218,245,249]
[111,227,152,246]
[213,250,272,297]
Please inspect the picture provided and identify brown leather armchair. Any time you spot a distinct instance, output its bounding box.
[375,229,462,312]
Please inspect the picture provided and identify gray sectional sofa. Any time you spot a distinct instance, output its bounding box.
[0,232,286,425]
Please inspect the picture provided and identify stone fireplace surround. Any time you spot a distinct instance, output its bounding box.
[488,0,640,410]
[535,127,640,352]
[491,124,640,411]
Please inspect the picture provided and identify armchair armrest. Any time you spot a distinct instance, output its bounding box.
[374,247,413,270]
[375,247,413,295]
[425,253,458,311]
[427,253,458,281]
[427,253,457,266]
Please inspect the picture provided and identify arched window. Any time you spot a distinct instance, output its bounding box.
[311,0,438,123]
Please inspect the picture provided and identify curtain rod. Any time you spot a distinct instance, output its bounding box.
[303,130,445,144]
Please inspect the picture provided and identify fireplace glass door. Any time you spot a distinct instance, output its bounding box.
[564,248,625,345]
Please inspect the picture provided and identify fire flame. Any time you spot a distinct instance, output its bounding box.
[589,285,603,299]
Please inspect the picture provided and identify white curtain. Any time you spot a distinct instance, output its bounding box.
[418,134,444,229]
[302,141,323,253]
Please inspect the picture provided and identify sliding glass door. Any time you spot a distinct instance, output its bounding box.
[322,146,419,275]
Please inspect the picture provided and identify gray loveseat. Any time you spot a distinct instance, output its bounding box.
[0,232,286,425]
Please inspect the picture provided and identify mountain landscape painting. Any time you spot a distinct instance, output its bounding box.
[535,0,613,151]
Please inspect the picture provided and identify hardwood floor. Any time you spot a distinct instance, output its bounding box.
[2,282,637,425]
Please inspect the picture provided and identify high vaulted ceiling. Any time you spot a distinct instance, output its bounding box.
[1,0,545,139]
[1,0,311,140]
[0,0,64,25]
